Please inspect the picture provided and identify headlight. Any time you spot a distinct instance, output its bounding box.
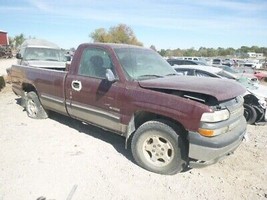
[200,109,230,122]
[198,116,240,137]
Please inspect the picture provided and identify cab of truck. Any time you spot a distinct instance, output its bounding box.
[16,39,67,70]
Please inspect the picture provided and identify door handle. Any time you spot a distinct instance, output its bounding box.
[71,80,82,91]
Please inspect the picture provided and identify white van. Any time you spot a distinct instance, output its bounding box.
[16,39,67,69]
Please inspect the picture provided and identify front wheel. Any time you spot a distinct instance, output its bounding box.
[131,120,187,175]
[25,91,48,119]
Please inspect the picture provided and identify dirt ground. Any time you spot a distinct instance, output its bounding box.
[0,59,267,200]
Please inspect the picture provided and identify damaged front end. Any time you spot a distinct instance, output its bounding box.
[187,95,246,168]
[244,92,267,124]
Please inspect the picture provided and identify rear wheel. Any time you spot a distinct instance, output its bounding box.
[131,120,187,175]
[25,91,48,119]
[244,104,257,124]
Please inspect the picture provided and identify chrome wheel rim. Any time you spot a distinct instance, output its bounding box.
[142,133,174,167]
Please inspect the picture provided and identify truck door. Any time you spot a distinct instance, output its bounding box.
[65,47,124,134]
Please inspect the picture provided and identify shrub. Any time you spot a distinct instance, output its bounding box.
[0,76,6,91]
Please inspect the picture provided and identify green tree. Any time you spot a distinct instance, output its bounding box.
[13,33,26,48]
[150,45,157,51]
[8,36,14,48]
[158,49,167,56]
[206,48,217,57]
[89,24,143,46]
[172,48,182,57]
[90,28,110,43]
[198,47,208,57]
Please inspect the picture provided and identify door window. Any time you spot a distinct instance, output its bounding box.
[195,70,217,77]
[78,48,114,78]
[175,68,190,76]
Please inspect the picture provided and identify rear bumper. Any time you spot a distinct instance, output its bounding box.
[188,116,247,168]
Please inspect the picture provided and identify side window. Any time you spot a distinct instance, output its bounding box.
[175,69,190,76]
[195,70,212,77]
[168,60,174,66]
[78,48,114,78]
[173,60,182,65]
[184,60,192,65]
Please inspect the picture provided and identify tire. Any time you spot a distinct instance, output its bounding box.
[131,120,187,175]
[244,104,257,125]
[253,105,265,123]
[25,91,48,119]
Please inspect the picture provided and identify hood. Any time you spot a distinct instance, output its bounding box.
[25,60,66,69]
[139,76,246,102]
[247,84,267,99]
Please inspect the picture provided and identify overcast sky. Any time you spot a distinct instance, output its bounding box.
[1,0,267,50]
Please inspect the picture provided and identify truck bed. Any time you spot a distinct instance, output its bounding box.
[11,64,68,115]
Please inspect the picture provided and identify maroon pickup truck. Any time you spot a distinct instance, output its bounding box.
[10,43,247,175]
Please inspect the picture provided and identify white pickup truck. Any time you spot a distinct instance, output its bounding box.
[15,39,67,70]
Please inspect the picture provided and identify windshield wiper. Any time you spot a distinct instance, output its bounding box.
[165,73,177,76]
[137,74,164,79]
[26,59,39,61]
[45,59,59,61]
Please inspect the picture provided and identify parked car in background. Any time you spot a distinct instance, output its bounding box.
[222,59,235,67]
[173,64,267,124]
[212,58,223,66]
[16,39,67,70]
[241,60,262,69]
[254,71,267,81]
[238,77,267,124]
[167,58,208,66]
[216,65,259,83]
[182,57,207,62]
[235,66,267,81]
[173,65,237,79]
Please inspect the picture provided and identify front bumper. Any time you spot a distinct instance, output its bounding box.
[188,116,247,168]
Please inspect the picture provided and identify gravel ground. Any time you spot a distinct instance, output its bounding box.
[0,59,267,200]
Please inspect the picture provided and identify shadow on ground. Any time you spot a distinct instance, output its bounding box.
[48,111,134,163]
[15,97,134,163]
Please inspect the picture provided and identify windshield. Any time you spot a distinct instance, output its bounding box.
[217,70,237,79]
[223,66,239,74]
[24,47,67,62]
[237,77,258,90]
[114,47,176,80]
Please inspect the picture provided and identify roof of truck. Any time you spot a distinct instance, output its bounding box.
[79,42,144,49]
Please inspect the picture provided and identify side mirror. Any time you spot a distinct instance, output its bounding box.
[16,53,22,59]
[65,55,71,62]
[105,69,116,82]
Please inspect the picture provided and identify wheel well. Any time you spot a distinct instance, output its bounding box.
[243,94,259,106]
[22,83,37,93]
[127,111,189,162]
[133,111,188,140]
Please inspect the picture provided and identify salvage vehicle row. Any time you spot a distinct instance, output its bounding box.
[168,59,267,125]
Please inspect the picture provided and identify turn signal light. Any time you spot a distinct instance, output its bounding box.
[198,128,214,137]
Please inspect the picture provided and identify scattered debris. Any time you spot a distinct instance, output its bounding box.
[66,184,78,200]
